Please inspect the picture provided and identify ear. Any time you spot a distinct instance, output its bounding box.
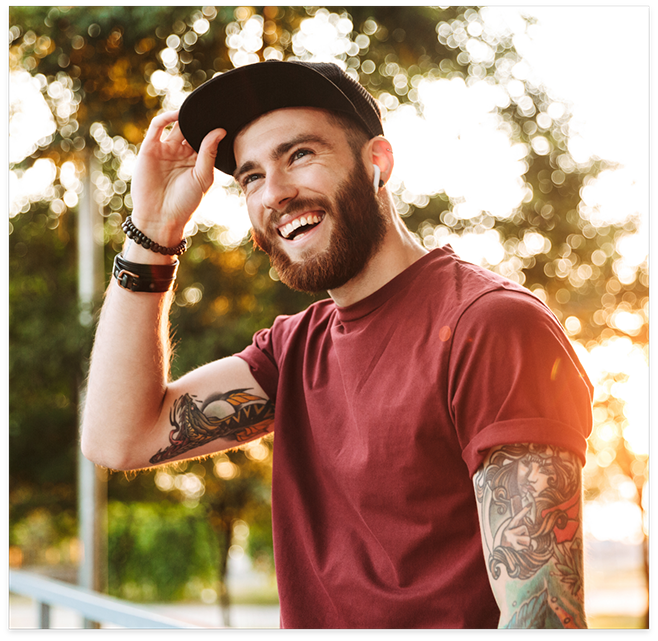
[365,137,394,191]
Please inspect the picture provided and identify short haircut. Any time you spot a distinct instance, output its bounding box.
[327,110,372,159]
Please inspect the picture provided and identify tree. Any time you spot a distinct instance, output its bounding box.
[10,5,646,339]
[10,5,647,624]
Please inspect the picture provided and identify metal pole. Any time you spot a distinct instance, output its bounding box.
[77,150,106,628]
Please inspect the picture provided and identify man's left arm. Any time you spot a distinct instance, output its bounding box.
[472,442,587,628]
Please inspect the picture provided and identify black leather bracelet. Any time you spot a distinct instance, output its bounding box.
[113,253,179,293]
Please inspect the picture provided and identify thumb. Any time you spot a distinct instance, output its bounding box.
[193,128,227,192]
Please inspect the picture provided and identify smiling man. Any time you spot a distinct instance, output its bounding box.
[81,61,593,629]
[234,108,391,296]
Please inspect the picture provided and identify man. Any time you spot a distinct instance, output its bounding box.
[81,61,593,629]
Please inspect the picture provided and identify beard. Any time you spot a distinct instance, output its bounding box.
[251,159,389,293]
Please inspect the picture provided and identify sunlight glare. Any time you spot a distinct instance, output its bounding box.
[440,229,505,267]
[579,168,645,227]
[10,158,57,217]
[579,338,648,456]
[294,9,353,59]
[9,70,56,164]
[584,500,643,544]
[386,78,526,218]
[191,177,252,248]
[615,231,648,267]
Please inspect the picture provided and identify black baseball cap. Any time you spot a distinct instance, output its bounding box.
[178,60,384,176]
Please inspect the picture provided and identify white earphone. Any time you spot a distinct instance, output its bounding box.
[372,165,381,193]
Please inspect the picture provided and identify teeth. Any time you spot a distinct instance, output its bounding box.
[280,213,323,239]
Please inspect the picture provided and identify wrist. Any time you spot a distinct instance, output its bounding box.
[128,212,187,247]
[121,214,188,262]
[113,253,178,292]
[122,239,178,265]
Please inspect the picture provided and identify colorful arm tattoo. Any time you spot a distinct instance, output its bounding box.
[473,443,587,628]
[149,388,274,465]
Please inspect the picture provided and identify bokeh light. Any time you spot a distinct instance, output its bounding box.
[8,5,649,626]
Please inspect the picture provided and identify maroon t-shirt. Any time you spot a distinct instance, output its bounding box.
[237,246,593,628]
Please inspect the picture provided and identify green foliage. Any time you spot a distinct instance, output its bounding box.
[108,501,219,602]
[9,202,90,523]
[10,507,78,567]
[9,6,648,608]
[168,241,317,378]
[106,440,275,599]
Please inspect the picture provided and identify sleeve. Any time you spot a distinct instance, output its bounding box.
[448,289,593,477]
[234,323,282,402]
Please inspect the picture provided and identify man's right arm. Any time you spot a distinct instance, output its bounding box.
[81,111,273,471]
[80,269,274,471]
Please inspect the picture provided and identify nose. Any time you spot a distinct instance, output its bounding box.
[526,463,540,484]
[261,168,298,212]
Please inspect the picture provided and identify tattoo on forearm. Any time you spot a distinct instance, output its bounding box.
[150,389,274,465]
[474,443,586,628]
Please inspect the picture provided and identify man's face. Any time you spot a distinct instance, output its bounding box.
[233,108,388,293]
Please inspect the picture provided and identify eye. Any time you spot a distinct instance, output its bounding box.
[291,148,313,163]
[242,172,262,188]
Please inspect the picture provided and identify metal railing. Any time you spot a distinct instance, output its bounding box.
[9,569,202,629]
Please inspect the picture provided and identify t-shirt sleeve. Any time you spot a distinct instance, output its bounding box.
[448,289,593,477]
[235,324,281,402]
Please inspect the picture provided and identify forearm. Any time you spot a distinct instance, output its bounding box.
[493,537,586,628]
[80,113,226,469]
[81,239,177,469]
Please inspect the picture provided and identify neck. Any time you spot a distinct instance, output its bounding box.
[328,206,427,307]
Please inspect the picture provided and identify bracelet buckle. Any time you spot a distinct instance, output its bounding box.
[112,253,178,292]
[116,269,141,292]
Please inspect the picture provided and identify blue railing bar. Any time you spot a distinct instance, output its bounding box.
[9,569,202,629]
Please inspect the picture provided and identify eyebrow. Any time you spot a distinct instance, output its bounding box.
[234,134,334,181]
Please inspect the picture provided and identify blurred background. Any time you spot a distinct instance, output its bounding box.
[8,5,649,629]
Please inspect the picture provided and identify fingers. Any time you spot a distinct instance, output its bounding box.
[140,111,227,193]
[162,121,186,145]
[142,110,181,146]
[193,128,227,191]
[509,505,531,527]
[517,535,531,547]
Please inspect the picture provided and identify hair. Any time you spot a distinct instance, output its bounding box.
[326,110,373,159]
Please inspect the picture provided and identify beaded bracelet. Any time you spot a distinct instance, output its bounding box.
[121,216,188,256]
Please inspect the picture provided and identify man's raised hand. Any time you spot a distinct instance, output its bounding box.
[129,111,226,245]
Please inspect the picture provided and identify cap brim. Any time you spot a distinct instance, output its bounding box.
[179,62,364,176]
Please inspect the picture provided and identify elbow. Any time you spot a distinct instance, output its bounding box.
[80,421,142,472]
[80,439,141,472]
[79,431,115,470]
